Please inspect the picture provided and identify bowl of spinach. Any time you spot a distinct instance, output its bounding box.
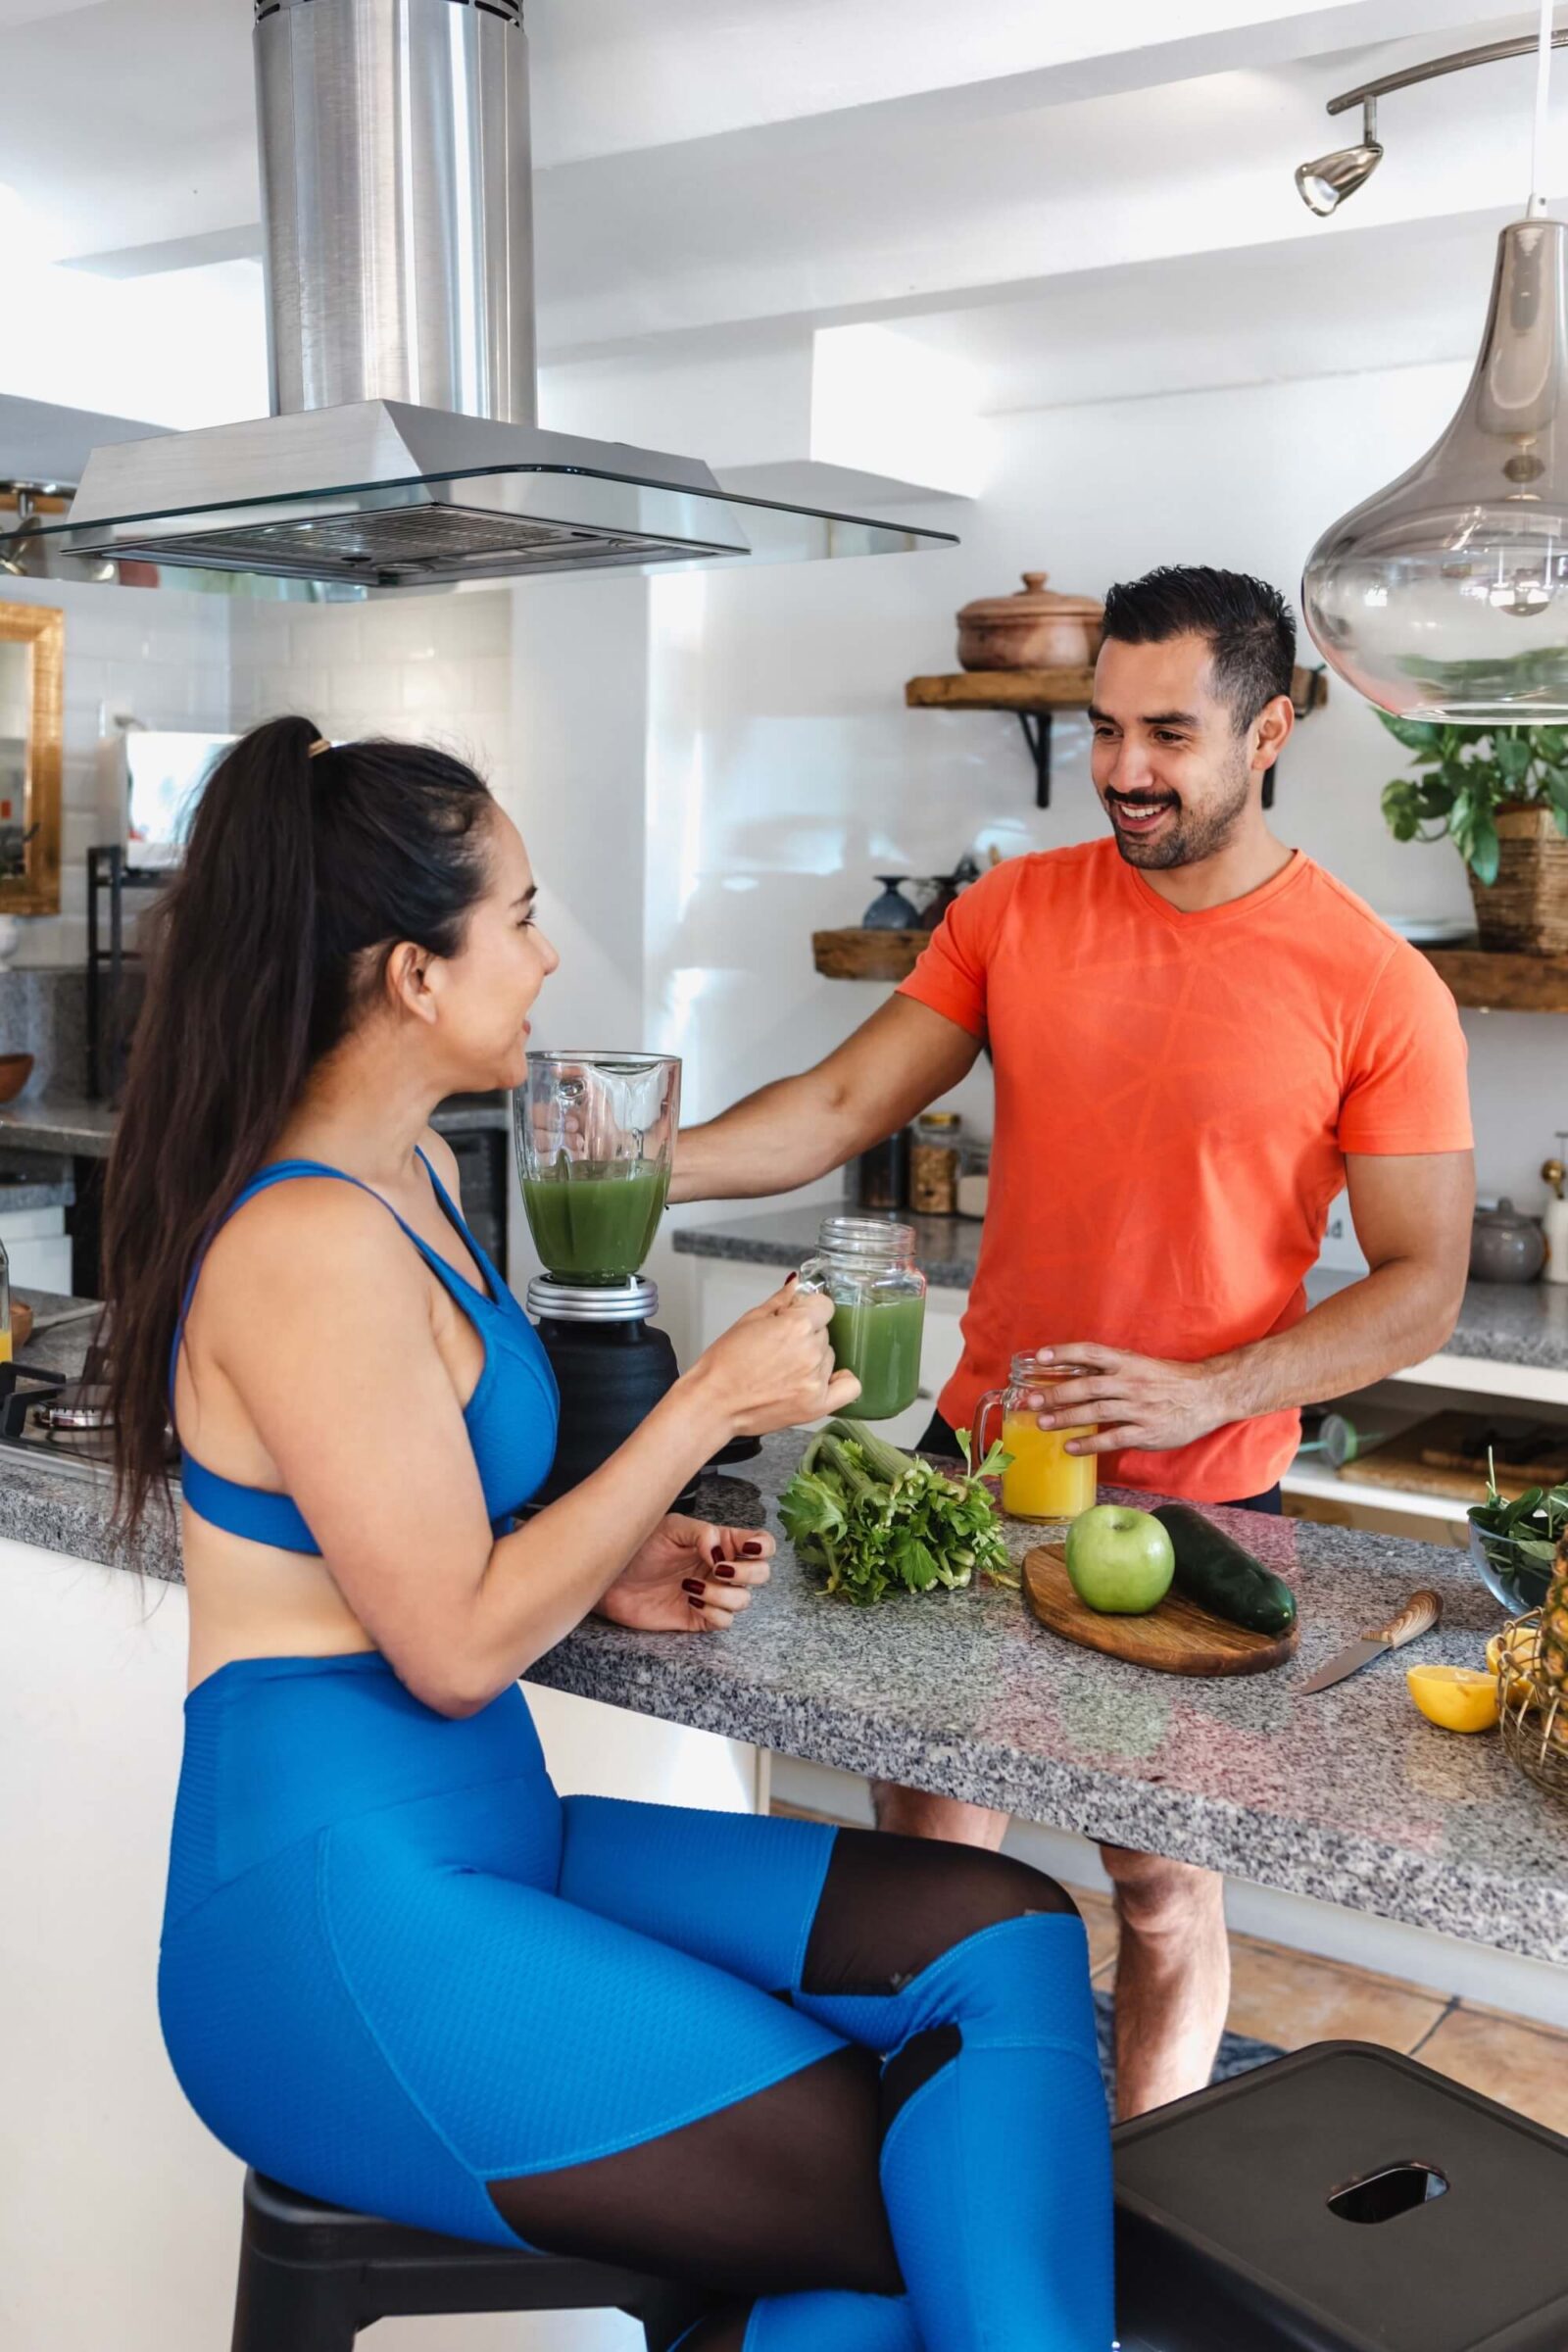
[1468,1463,1564,1613]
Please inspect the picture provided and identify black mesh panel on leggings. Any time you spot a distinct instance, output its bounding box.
[802,1826,1078,1997]
[487,2044,903,2298]
[488,1831,1075,2305]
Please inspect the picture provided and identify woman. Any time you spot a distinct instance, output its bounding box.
[103,718,1112,2352]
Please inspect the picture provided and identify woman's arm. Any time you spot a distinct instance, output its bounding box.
[198,1181,846,1717]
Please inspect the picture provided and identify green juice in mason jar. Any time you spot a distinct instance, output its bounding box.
[801,1216,927,1422]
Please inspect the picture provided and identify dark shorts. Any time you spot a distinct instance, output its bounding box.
[914,1410,1284,1518]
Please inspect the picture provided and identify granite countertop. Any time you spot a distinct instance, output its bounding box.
[0,1096,118,1158]
[0,1172,74,1212]
[673,1201,1568,1375]
[5,1307,1564,1962]
[0,1092,511,1163]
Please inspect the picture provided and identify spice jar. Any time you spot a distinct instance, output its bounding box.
[956,1139,990,1221]
[910,1110,962,1214]
[853,1128,909,1213]
[798,1216,927,1422]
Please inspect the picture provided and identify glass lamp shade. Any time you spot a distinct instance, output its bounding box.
[1302,218,1568,720]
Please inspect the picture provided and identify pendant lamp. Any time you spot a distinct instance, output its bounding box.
[1302,4,1568,719]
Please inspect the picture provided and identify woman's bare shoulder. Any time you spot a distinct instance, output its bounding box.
[198,1169,423,1304]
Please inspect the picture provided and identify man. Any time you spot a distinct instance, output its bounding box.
[673,565,1474,2116]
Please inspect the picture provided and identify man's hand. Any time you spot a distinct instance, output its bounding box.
[1027,1346,1235,1456]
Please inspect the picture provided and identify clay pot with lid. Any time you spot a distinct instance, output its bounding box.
[956,571,1104,673]
[1470,1199,1547,1285]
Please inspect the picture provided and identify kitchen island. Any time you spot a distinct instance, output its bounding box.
[7,1296,1567,2352]
[4,1304,1562,1963]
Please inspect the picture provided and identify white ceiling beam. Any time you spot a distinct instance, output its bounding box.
[526,0,1525,167]
[531,23,1562,357]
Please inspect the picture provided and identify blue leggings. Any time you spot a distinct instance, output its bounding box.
[160,1653,1111,2351]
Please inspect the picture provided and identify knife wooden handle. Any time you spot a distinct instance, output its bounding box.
[1367,1591,1443,1649]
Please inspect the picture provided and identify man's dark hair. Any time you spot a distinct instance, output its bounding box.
[1101,565,1296,732]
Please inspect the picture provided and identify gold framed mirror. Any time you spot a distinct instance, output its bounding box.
[0,604,64,915]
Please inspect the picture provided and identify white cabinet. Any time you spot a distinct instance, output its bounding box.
[694,1260,968,1451]
[0,1201,73,1294]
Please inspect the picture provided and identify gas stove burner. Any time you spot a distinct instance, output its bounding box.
[32,1384,119,1462]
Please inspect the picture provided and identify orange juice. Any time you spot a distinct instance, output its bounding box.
[1000,1407,1097,1520]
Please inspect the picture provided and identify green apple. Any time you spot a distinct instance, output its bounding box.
[1064,1505,1175,1615]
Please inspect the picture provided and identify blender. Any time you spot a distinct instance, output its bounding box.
[517,1051,702,1508]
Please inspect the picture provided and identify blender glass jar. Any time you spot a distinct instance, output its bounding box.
[517,1052,680,1283]
[799,1216,926,1421]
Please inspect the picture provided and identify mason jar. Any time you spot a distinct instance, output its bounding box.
[798,1215,927,1422]
[973,1351,1098,1520]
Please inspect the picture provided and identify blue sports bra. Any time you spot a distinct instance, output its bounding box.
[170,1151,560,1555]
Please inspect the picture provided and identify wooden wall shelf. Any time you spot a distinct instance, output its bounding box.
[814,932,1568,1007]
[1421,947,1568,1013]
[904,663,1327,808]
[813,927,924,982]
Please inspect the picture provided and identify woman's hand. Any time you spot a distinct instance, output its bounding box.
[687,1276,861,1439]
[595,1515,775,1633]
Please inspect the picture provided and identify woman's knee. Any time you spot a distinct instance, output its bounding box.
[802,1829,1079,1997]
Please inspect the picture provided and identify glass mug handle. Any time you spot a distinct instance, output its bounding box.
[970,1388,1007,1475]
[795,1253,830,1298]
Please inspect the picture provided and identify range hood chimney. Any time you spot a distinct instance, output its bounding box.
[23,0,953,591]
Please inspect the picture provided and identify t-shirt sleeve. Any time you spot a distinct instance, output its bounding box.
[896,862,1014,1040]
[1338,940,1473,1154]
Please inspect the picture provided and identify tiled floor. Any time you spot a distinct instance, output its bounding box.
[1073,1882,1568,2135]
[770,1800,1568,2134]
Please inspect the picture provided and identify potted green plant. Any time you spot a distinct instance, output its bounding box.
[1380,714,1568,956]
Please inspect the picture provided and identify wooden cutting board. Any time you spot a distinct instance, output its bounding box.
[1023,1544,1298,1678]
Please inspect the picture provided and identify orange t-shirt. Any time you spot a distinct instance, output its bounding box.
[898,841,1472,1501]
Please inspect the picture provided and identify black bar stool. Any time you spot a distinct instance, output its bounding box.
[231,2169,698,2351]
[1113,2039,1568,2351]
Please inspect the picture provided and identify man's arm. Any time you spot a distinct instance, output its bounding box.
[672,995,982,1203]
[1032,1150,1475,1455]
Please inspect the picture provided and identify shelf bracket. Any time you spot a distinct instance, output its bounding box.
[1017,711,1053,808]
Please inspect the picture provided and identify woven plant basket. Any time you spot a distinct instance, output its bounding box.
[1469,806,1568,956]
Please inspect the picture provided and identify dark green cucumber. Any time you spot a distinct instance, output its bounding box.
[1152,1503,1298,1636]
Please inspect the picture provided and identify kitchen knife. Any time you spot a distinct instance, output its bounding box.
[1298,1590,1443,1693]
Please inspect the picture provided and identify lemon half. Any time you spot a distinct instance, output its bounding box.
[1407,1663,1499,1735]
[1487,1625,1539,1708]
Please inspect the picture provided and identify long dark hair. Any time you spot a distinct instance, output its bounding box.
[104,715,495,1534]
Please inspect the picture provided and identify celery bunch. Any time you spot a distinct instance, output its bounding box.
[778,1420,1016,1605]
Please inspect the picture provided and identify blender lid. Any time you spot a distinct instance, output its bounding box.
[526,1274,660,1323]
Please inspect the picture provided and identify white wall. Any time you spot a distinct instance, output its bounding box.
[612,358,1551,1213]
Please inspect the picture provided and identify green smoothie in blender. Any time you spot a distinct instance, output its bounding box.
[521,1159,669,1283]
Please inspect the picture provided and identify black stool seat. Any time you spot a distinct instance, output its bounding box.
[1113,2039,1568,2352]
[231,2168,695,2351]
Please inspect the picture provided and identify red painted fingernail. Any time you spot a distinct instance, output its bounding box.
[742,1540,765,1556]
[784,1271,798,1286]
[682,1579,706,1597]
[712,1562,736,1580]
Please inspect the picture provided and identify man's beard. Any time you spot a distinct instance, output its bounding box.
[1104,758,1252,870]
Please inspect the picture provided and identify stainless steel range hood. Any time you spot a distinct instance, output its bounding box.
[29,0,954,591]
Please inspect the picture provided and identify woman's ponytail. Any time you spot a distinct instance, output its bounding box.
[103,716,493,1533]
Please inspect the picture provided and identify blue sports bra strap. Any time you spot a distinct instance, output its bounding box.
[168,1160,406,1406]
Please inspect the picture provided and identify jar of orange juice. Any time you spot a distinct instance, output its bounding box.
[973,1351,1097,1521]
